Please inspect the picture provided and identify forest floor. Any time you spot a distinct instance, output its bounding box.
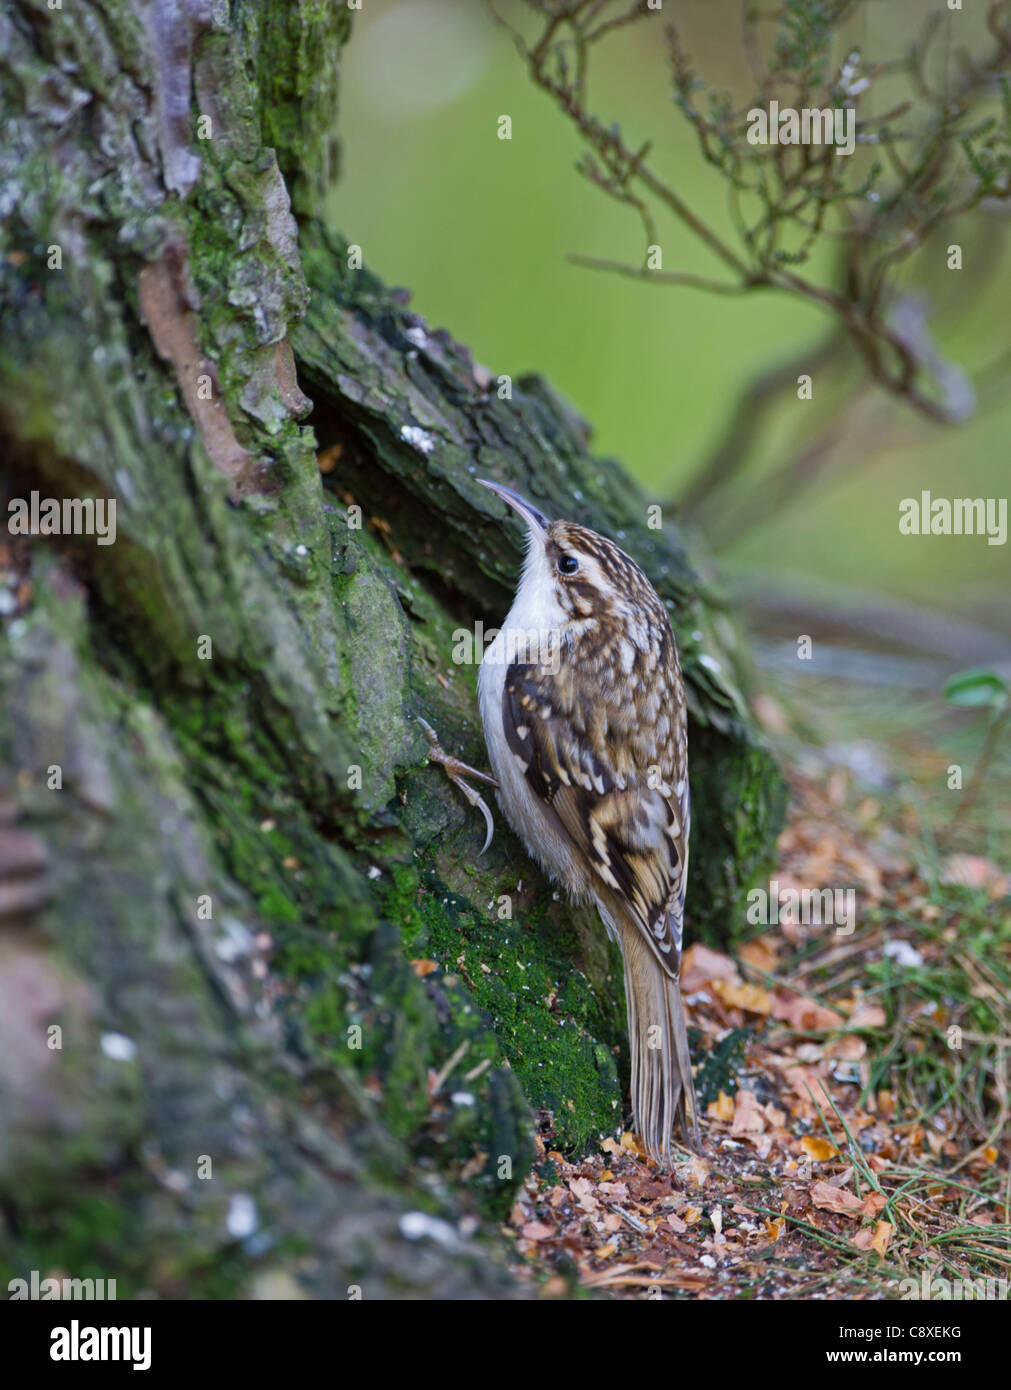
[503,674,1011,1299]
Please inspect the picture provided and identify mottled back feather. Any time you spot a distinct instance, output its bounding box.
[501,522,690,977]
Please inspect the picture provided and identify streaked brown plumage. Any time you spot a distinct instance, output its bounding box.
[476,480,699,1165]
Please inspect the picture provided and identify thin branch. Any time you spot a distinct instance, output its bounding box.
[566,254,758,295]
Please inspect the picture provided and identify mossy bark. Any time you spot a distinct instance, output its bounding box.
[0,1,785,1297]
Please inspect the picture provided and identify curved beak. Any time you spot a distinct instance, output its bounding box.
[477,479,550,536]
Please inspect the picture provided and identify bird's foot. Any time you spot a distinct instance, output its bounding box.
[418,717,499,854]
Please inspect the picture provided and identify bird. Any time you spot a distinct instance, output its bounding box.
[473,478,700,1166]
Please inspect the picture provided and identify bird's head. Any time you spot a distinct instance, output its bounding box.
[478,479,659,633]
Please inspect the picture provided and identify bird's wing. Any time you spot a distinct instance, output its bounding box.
[503,655,689,975]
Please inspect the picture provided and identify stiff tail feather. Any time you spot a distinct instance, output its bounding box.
[618,917,700,1165]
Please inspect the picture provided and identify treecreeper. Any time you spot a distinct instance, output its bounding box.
[470,479,701,1166]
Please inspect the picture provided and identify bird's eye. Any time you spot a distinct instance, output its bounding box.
[557,553,579,575]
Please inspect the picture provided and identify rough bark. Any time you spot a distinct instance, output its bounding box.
[0,1,785,1296]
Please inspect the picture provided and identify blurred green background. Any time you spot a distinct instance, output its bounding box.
[330,0,1010,630]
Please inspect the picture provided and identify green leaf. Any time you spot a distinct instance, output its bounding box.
[943,667,1010,710]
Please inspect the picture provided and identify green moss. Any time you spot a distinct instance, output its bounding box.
[386,861,623,1154]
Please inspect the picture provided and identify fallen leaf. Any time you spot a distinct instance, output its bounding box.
[801,1136,839,1162]
[409,958,439,977]
[870,1219,893,1255]
[941,854,1009,898]
[685,1155,711,1189]
[316,442,343,474]
[810,1180,863,1216]
[459,1150,487,1181]
[708,1090,735,1122]
[782,1065,834,1109]
[520,1221,556,1241]
[876,1090,896,1119]
[765,1217,786,1241]
[848,1003,887,1029]
[620,1131,647,1159]
[773,991,846,1032]
[731,1089,767,1136]
[568,1177,597,1212]
[714,979,774,1014]
[681,944,742,992]
[737,935,780,973]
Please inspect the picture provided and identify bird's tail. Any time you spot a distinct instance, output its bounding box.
[617,916,700,1166]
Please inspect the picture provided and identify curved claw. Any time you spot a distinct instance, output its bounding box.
[475,793,494,855]
[418,717,498,853]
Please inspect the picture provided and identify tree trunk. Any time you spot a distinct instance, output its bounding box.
[0,1,785,1296]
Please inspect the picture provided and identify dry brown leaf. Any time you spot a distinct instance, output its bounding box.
[681,944,742,992]
[409,958,439,978]
[773,991,846,1032]
[620,1131,647,1159]
[520,1221,556,1241]
[737,935,780,973]
[459,1151,487,1181]
[848,1003,887,1029]
[569,1177,597,1212]
[876,1090,896,1119]
[731,1089,767,1136]
[708,1090,735,1122]
[783,1065,834,1109]
[870,1219,894,1255]
[941,854,1009,898]
[685,1155,711,1189]
[713,979,774,1014]
[810,1180,864,1216]
[801,1136,839,1162]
